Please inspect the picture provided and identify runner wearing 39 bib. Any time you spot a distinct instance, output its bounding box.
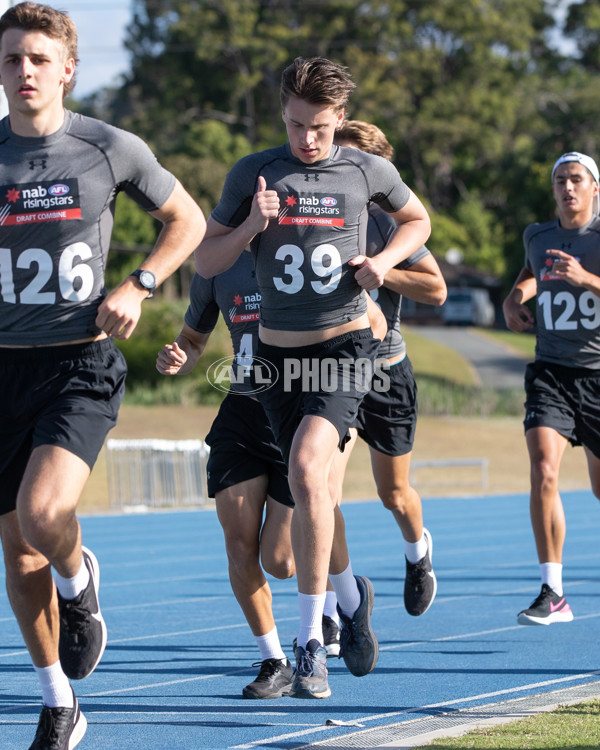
[196,57,431,699]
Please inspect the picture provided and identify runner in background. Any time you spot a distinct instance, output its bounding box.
[332,121,446,618]
[503,151,600,625]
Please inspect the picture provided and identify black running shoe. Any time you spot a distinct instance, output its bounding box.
[242,658,293,699]
[58,546,107,680]
[337,575,378,677]
[28,689,87,750]
[517,584,574,626]
[289,639,330,699]
[404,527,437,616]
[322,615,341,657]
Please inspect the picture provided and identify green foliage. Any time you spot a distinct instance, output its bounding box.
[104,195,158,288]
[429,199,506,275]
[115,301,231,406]
[112,194,158,247]
[79,0,600,288]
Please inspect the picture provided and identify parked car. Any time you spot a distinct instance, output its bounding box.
[442,287,495,327]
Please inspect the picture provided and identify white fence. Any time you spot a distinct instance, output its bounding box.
[105,438,211,510]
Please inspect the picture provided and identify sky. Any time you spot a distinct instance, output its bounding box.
[46,0,132,97]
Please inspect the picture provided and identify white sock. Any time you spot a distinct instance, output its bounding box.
[405,533,428,564]
[255,627,286,662]
[329,563,360,619]
[324,589,339,624]
[53,557,89,600]
[296,593,326,650]
[540,562,563,596]
[33,661,73,708]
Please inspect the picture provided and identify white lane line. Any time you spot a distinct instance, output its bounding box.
[229,670,600,749]
[2,610,600,660]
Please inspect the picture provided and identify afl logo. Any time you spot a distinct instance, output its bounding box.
[321,196,337,207]
[49,184,70,196]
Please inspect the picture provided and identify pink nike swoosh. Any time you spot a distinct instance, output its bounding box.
[550,598,566,612]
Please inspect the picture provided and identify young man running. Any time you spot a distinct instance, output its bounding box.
[196,57,431,698]
[503,151,600,626]
[0,4,206,747]
[332,121,446,617]
[157,255,298,699]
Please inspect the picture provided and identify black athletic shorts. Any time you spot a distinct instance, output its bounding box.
[524,360,600,458]
[0,338,127,515]
[205,391,294,507]
[355,355,417,457]
[256,328,380,465]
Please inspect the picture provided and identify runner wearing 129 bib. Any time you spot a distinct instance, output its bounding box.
[196,57,431,699]
[503,150,600,627]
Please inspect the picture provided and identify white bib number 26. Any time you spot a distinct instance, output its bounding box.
[0,242,94,304]
[538,289,600,330]
[273,243,342,295]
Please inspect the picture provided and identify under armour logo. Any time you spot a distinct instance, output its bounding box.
[561,242,571,250]
[29,159,47,170]
[304,174,319,182]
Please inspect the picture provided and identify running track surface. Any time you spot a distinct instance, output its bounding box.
[1,490,599,749]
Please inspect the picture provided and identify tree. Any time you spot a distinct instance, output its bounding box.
[90,0,576,286]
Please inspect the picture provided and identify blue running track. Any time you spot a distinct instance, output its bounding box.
[1,490,599,749]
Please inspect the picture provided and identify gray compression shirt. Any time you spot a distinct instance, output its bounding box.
[210,143,410,331]
[185,253,260,395]
[524,216,600,369]
[0,110,175,345]
[366,204,429,360]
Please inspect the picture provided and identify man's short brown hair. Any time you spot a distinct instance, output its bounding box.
[280,57,355,113]
[0,2,78,97]
[335,120,394,161]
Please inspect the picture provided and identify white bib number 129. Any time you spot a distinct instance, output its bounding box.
[0,242,94,304]
[538,289,600,330]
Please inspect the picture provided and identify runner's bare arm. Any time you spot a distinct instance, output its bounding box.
[350,190,431,291]
[546,248,600,296]
[156,323,211,376]
[195,176,279,278]
[503,267,536,332]
[383,254,447,306]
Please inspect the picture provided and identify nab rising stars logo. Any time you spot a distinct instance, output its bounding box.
[540,252,581,281]
[229,292,260,324]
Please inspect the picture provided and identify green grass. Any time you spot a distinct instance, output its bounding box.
[403,327,524,416]
[419,699,600,749]
[404,327,478,387]
[474,327,536,359]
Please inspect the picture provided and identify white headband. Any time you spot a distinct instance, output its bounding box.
[552,151,599,184]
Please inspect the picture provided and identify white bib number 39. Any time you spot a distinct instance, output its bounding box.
[0,243,94,304]
[273,243,342,295]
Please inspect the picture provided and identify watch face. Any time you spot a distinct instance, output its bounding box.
[140,270,155,289]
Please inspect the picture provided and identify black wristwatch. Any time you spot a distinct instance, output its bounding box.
[129,269,156,298]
